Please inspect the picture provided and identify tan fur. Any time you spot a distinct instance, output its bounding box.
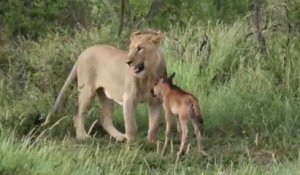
[45,30,167,142]
[152,74,203,159]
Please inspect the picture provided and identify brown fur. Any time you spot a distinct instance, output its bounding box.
[152,73,203,159]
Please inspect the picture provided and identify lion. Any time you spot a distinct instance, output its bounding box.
[45,30,167,143]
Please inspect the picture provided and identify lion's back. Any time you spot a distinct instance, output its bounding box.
[76,44,127,102]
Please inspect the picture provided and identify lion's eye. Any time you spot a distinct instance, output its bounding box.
[137,46,143,52]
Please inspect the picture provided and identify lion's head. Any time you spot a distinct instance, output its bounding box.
[126,30,163,77]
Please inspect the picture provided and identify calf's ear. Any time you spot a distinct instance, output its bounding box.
[167,72,176,82]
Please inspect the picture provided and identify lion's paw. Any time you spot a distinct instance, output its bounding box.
[76,133,90,140]
[114,134,126,142]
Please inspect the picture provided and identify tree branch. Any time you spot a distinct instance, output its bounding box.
[134,0,163,29]
[197,34,211,59]
[118,0,125,37]
[253,0,267,54]
[283,1,291,48]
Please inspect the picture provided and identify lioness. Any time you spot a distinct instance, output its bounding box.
[46,30,167,143]
[151,73,203,159]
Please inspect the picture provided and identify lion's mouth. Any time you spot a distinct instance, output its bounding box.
[134,63,145,74]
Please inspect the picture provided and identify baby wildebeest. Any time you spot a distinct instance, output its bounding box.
[151,73,204,160]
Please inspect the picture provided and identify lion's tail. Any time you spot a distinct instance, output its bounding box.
[42,62,77,125]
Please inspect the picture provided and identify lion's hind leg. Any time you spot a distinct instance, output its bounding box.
[97,90,126,141]
[75,87,95,140]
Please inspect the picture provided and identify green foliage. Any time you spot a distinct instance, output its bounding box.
[164,19,300,141]
[0,0,96,40]
[129,0,152,17]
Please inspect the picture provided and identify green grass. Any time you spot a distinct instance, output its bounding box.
[1,18,300,174]
[1,129,300,175]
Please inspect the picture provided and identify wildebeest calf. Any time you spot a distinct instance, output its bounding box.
[151,73,204,160]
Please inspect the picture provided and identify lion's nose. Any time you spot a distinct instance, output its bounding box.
[126,61,133,66]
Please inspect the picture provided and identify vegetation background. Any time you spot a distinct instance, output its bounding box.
[0,0,300,174]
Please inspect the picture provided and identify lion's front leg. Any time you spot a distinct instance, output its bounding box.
[123,95,137,142]
[147,98,162,144]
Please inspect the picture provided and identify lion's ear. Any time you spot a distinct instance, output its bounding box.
[150,31,163,45]
[130,31,141,41]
